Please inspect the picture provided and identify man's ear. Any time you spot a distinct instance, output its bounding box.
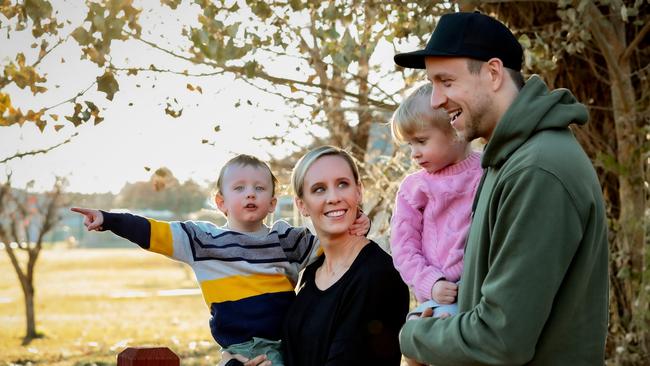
[294,196,309,217]
[215,194,227,216]
[484,57,505,92]
[268,196,278,214]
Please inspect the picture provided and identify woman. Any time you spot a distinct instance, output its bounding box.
[226,146,409,366]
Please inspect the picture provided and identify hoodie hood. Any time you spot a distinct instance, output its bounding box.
[482,75,588,169]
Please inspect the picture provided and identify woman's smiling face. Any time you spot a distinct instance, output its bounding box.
[295,154,362,240]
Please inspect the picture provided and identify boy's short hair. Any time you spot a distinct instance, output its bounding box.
[217,154,278,196]
[391,83,453,142]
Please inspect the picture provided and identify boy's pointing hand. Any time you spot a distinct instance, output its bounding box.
[70,207,104,231]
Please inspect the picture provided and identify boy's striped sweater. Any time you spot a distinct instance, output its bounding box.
[101,211,320,347]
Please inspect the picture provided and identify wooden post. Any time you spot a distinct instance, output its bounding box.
[117,347,180,366]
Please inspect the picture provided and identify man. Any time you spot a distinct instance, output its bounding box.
[394,12,608,365]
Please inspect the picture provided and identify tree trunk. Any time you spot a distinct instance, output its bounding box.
[352,1,374,161]
[21,278,37,345]
[586,3,648,362]
[3,245,40,345]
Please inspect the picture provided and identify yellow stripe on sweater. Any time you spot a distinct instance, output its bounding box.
[147,218,173,257]
[200,274,294,305]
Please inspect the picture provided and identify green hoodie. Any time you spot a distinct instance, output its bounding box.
[399,76,608,365]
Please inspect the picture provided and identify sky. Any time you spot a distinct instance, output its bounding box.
[0,1,337,194]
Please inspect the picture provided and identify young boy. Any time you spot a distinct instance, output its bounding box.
[71,154,370,366]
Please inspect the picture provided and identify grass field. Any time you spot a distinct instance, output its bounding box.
[0,248,222,366]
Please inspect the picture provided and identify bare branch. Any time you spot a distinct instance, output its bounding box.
[0,132,78,165]
[45,82,96,111]
[128,30,211,67]
[621,20,650,63]
[33,36,69,68]
[239,77,317,109]
[109,65,226,78]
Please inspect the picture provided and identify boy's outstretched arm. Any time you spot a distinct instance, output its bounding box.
[70,208,194,265]
[69,207,170,255]
[70,207,104,231]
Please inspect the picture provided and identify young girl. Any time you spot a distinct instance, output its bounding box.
[390,83,483,318]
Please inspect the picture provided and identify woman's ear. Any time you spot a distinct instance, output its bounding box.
[294,196,309,217]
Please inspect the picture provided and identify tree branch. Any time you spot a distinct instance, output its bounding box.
[621,20,650,64]
[33,36,69,68]
[0,132,78,165]
[127,25,397,111]
[108,65,226,78]
[45,82,96,111]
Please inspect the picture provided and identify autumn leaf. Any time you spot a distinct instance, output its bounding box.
[97,71,119,101]
[164,98,183,118]
[0,93,12,114]
[71,27,93,46]
[160,0,182,10]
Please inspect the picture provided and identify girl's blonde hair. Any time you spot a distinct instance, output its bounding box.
[291,145,360,198]
[391,83,453,142]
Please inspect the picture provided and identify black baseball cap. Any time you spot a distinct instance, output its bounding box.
[394,12,523,71]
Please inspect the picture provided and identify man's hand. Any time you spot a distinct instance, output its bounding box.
[432,280,458,304]
[70,207,104,231]
[403,308,434,366]
[219,352,271,366]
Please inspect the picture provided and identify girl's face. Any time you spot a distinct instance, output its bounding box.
[406,123,468,173]
[295,155,362,241]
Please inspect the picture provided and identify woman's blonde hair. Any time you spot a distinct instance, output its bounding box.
[391,83,453,142]
[291,145,360,198]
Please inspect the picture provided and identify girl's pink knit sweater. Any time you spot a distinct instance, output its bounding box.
[390,151,483,303]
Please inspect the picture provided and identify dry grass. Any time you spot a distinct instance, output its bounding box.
[0,248,222,366]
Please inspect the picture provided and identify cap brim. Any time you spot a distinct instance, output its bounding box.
[394,49,468,69]
[394,49,430,69]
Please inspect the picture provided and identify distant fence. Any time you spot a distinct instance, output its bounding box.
[117,347,180,366]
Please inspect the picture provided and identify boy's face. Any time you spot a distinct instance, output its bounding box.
[215,164,277,232]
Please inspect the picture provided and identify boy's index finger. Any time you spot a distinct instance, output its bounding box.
[70,207,93,216]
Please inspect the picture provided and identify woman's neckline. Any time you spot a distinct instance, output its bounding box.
[313,240,372,292]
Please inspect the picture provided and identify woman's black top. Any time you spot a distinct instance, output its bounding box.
[282,241,409,366]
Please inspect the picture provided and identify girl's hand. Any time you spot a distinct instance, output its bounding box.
[349,210,371,236]
[431,280,458,304]
[70,207,104,231]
